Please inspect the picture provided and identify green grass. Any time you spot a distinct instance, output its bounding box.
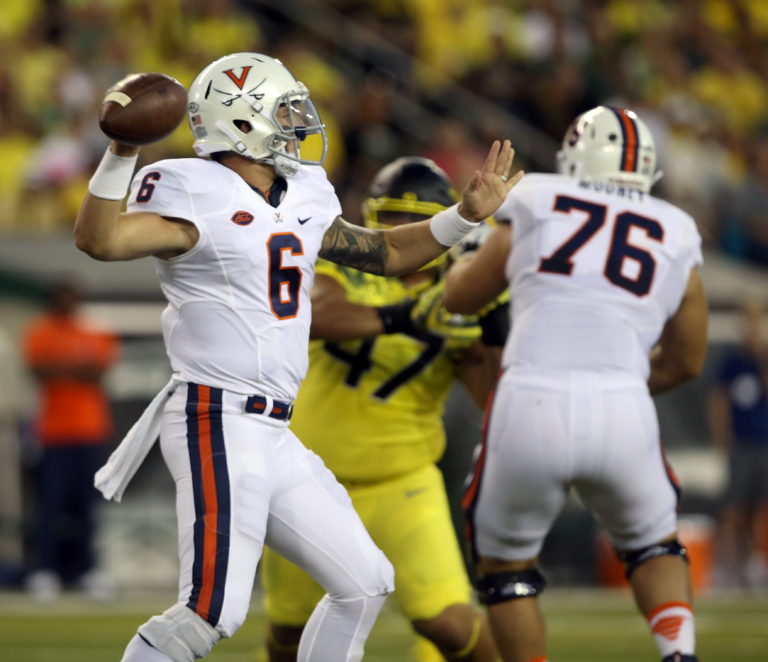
[0,589,766,661]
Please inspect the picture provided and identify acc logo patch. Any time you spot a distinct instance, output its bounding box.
[231,210,254,225]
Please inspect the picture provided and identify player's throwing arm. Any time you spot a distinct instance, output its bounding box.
[75,72,197,262]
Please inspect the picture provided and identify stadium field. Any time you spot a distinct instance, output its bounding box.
[1,589,766,661]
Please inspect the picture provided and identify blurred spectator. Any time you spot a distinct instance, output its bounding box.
[180,0,263,63]
[3,0,768,267]
[0,325,24,585]
[19,116,93,232]
[339,67,411,215]
[408,0,494,84]
[422,116,486,191]
[270,30,353,180]
[689,36,768,138]
[708,299,768,589]
[22,281,120,601]
[527,55,592,139]
[654,106,735,248]
[722,134,768,264]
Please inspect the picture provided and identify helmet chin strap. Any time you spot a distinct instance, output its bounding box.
[270,154,300,178]
[214,120,249,155]
[214,120,300,177]
[268,134,302,177]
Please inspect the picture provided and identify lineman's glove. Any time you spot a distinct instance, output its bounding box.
[376,299,420,336]
[478,289,510,347]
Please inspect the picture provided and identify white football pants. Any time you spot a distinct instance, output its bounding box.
[465,370,679,561]
[126,382,393,661]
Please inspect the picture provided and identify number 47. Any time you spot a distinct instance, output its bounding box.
[538,195,664,297]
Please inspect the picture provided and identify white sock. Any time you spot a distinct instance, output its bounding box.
[298,593,387,662]
[646,601,695,659]
[120,633,174,662]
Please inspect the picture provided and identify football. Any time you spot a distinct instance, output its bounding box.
[98,72,187,146]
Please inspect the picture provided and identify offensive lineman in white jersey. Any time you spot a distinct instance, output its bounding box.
[74,52,522,662]
[443,106,708,662]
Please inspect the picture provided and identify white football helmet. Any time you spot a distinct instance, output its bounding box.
[556,106,660,192]
[187,52,327,177]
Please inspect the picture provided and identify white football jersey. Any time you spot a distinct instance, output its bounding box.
[127,158,341,399]
[495,173,702,380]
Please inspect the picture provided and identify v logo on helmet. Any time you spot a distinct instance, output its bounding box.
[223,66,252,90]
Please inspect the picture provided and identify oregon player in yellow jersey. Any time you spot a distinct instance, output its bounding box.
[261,157,503,662]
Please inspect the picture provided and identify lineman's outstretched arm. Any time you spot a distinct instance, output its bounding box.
[319,141,523,277]
[648,267,708,394]
[442,223,511,315]
[74,142,198,261]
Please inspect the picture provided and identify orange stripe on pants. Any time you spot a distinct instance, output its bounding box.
[196,385,219,622]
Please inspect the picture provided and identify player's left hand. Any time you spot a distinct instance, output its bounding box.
[458,140,524,222]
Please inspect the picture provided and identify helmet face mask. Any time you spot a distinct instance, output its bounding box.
[364,197,450,229]
[187,52,327,177]
[363,157,457,272]
[363,157,457,230]
[556,106,659,193]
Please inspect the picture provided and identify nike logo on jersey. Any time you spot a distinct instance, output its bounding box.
[405,487,427,498]
[298,216,312,225]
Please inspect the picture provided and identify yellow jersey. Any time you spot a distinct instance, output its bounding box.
[290,259,476,484]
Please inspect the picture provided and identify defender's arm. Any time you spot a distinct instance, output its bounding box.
[309,274,389,340]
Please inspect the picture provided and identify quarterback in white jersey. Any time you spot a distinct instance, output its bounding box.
[74,52,522,662]
[444,106,707,662]
[131,157,339,399]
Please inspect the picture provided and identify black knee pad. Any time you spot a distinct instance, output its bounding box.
[618,539,688,579]
[475,568,546,605]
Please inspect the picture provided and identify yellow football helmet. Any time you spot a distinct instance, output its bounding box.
[362,156,457,229]
[363,156,457,271]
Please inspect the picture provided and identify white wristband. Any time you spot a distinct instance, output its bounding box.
[429,204,479,247]
[88,148,138,200]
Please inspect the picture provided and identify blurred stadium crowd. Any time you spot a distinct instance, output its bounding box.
[3,0,768,267]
